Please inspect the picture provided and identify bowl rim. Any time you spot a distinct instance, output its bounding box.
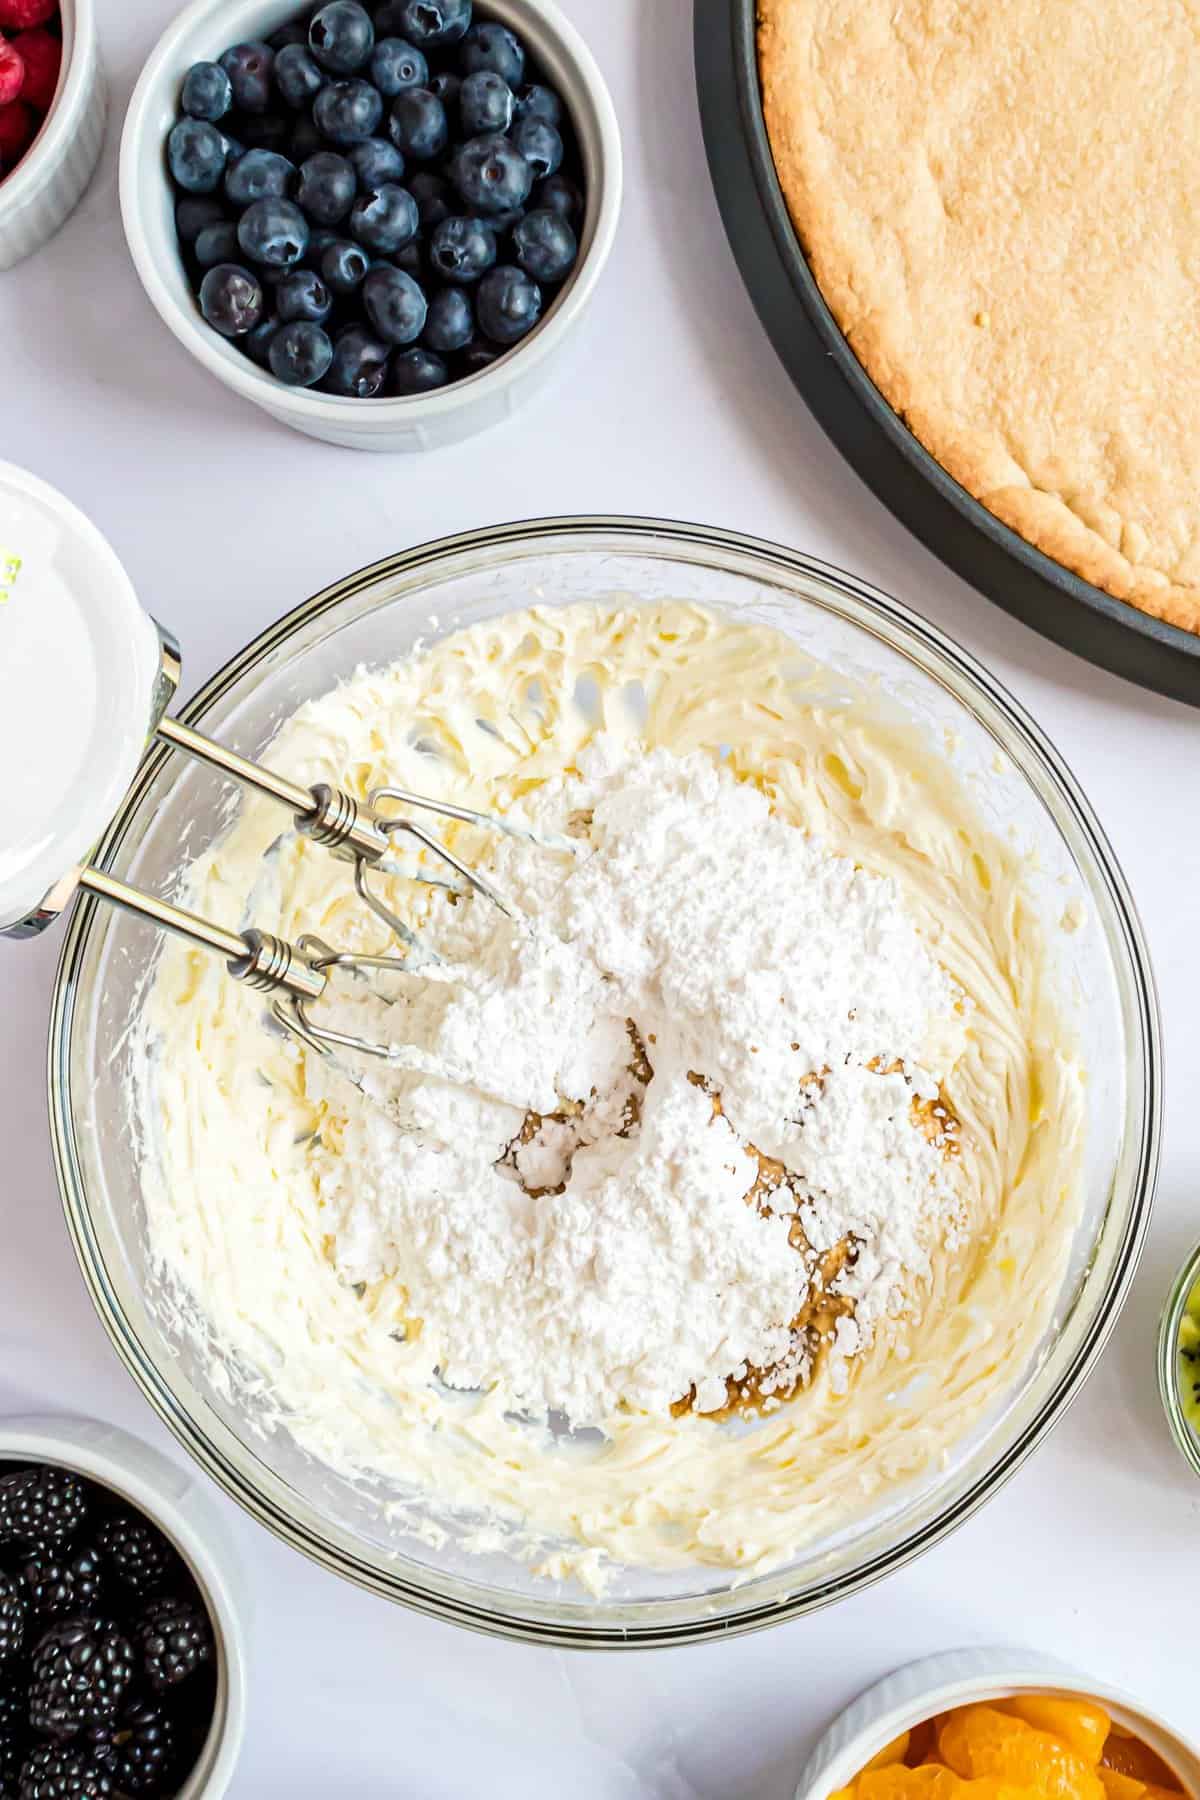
[0,1413,247,1798]
[117,0,622,423]
[47,515,1162,1648]
[793,1648,1200,1800]
[0,0,92,221]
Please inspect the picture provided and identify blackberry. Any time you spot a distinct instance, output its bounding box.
[21,1547,103,1624]
[102,1697,176,1798]
[1,1722,25,1796]
[92,1518,177,1604]
[0,1573,27,1669]
[0,1471,89,1555]
[28,1619,134,1741]
[16,1745,113,1800]
[134,1597,212,1695]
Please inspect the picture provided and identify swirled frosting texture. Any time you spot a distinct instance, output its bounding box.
[134,601,1084,1585]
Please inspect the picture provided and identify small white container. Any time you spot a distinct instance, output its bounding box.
[796,1649,1200,1800]
[0,1414,247,1799]
[0,460,173,935]
[0,0,107,272]
[119,0,622,452]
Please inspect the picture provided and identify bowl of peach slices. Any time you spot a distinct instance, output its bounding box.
[798,1651,1199,1800]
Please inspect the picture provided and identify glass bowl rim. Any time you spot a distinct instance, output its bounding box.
[46,513,1163,1648]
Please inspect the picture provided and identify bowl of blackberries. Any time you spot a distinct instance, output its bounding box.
[119,0,621,450]
[0,1418,245,1800]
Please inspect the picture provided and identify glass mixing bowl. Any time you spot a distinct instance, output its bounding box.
[48,517,1160,1647]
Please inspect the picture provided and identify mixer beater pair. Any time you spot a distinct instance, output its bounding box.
[40,710,518,1067]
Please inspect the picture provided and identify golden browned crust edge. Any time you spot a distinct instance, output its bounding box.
[756,0,1200,640]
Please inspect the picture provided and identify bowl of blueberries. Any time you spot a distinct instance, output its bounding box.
[0,1414,246,1799]
[119,0,621,450]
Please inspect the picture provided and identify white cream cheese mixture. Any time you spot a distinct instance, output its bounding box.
[133,600,1085,1583]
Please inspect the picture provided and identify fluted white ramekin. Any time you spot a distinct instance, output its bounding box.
[0,1414,247,1798]
[0,0,107,271]
[796,1649,1200,1800]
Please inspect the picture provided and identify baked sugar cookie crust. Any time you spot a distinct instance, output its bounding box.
[758,0,1200,636]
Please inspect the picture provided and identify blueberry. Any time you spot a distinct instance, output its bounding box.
[535,172,581,221]
[361,264,427,342]
[320,236,371,293]
[243,314,280,364]
[476,263,541,343]
[182,61,233,122]
[322,324,390,394]
[429,70,460,107]
[512,117,561,180]
[218,42,275,114]
[237,196,310,267]
[407,168,451,228]
[269,21,310,50]
[220,130,247,165]
[387,87,447,160]
[306,225,341,262]
[175,195,225,243]
[511,207,575,282]
[313,78,383,143]
[459,69,512,135]
[167,119,227,193]
[389,345,448,392]
[199,262,265,335]
[274,266,334,322]
[457,334,499,373]
[234,111,293,151]
[297,150,357,222]
[382,0,471,49]
[459,21,524,86]
[429,213,495,282]
[393,240,427,282]
[481,202,524,234]
[349,181,419,252]
[423,284,473,351]
[275,44,326,108]
[349,136,406,192]
[269,319,335,385]
[448,133,531,214]
[371,37,428,96]
[309,1,375,73]
[514,83,561,127]
[193,218,241,268]
[290,114,325,162]
[225,147,295,206]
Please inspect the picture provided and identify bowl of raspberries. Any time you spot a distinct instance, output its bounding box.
[0,0,105,270]
[0,1417,245,1800]
[119,0,621,451]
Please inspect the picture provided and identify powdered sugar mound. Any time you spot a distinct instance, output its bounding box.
[315,743,965,1428]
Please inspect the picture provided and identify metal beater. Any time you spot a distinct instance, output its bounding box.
[25,705,518,1068]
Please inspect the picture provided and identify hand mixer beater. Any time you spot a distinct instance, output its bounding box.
[0,462,537,1075]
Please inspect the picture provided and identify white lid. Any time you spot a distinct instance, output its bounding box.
[0,462,162,930]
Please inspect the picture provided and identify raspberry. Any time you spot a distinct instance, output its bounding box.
[0,0,57,29]
[0,96,34,166]
[0,35,25,106]
[15,27,58,109]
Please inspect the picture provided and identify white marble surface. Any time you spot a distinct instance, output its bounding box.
[3,1,1199,1793]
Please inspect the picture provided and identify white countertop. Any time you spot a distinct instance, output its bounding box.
[3,1,1199,1792]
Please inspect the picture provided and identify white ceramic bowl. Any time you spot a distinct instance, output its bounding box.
[0,1414,247,1798]
[796,1649,1200,1800]
[0,0,107,271]
[119,0,622,451]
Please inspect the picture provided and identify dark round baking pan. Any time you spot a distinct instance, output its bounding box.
[694,0,1200,706]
